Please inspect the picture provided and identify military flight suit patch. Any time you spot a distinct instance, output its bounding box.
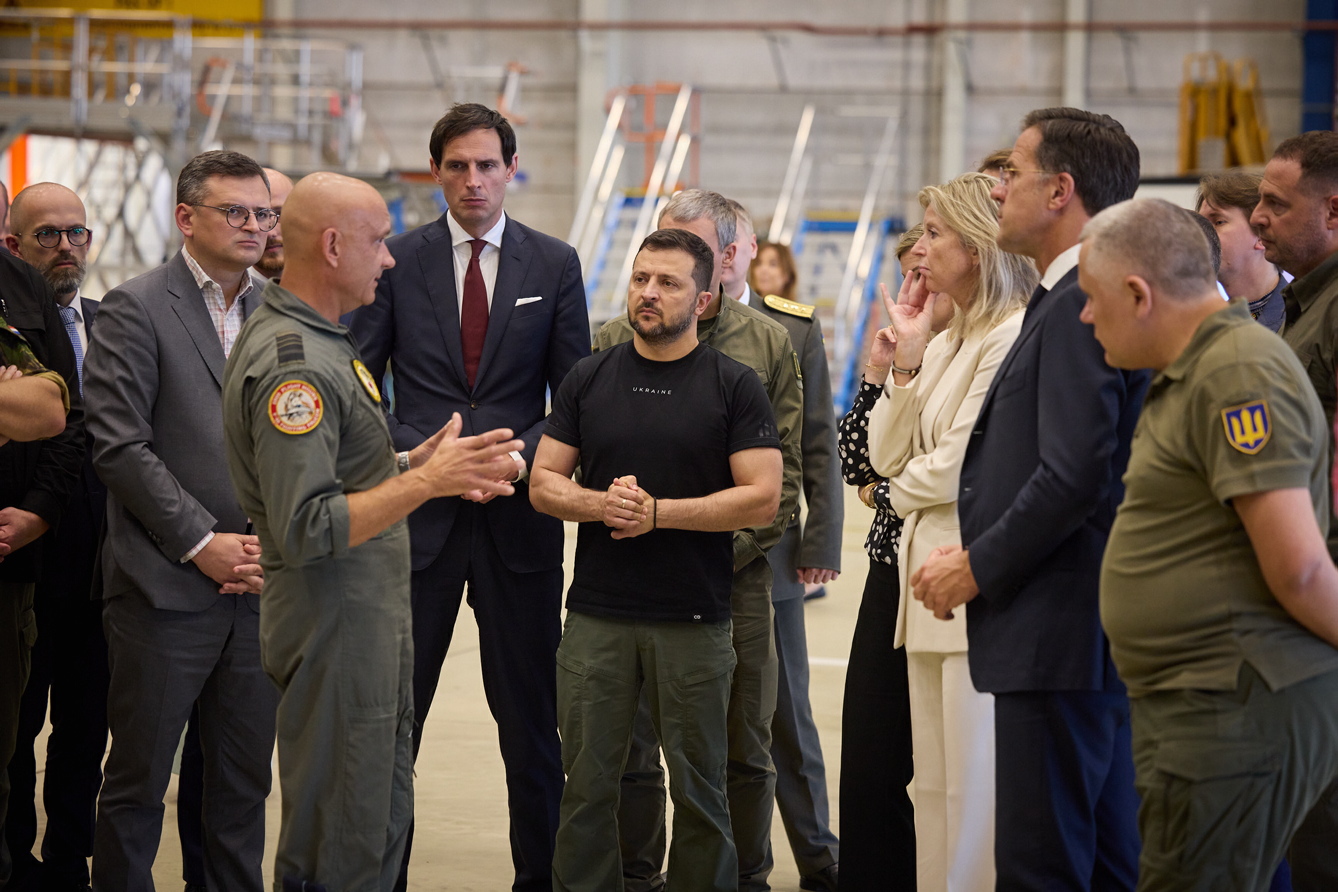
[269,380,324,435]
[352,359,381,403]
[1221,400,1271,455]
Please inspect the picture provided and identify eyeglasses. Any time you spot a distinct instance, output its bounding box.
[23,227,93,248]
[997,166,1057,187]
[191,204,279,232]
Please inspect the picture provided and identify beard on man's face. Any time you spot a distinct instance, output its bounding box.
[41,252,86,298]
[628,301,695,346]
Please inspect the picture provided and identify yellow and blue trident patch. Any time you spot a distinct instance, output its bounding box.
[1221,400,1271,455]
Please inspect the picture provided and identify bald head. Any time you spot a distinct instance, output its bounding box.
[255,168,295,279]
[8,183,90,302]
[281,172,394,320]
[0,180,9,239]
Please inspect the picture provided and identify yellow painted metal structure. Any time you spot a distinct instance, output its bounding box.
[1178,51,1270,175]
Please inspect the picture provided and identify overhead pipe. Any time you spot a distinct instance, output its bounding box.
[0,11,1333,36]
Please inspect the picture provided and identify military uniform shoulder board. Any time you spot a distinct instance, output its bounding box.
[275,331,305,365]
[763,294,816,320]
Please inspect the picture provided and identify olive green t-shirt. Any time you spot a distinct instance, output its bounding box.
[1101,299,1338,697]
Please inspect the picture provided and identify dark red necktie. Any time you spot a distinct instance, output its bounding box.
[461,238,489,388]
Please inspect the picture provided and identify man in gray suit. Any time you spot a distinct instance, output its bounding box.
[84,150,279,892]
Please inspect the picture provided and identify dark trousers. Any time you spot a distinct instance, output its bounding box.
[177,706,206,887]
[5,588,107,889]
[769,525,838,878]
[772,596,838,876]
[0,582,36,887]
[91,589,278,892]
[993,690,1140,892]
[396,503,564,892]
[1291,779,1338,891]
[838,557,915,892]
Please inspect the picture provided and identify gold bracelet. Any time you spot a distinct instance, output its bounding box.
[859,481,879,508]
[866,363,889,372]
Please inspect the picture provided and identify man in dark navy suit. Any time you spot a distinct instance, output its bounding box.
[912,108,1147,890]
[4,183,106,892]
[350,103,589,892]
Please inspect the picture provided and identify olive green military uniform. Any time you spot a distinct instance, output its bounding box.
[1280,249,1338,560]
[1101,300,1338,891]
[0,321,71,412]
[222,283,413,892]
[596,293,803,891]
[747,288,843,881]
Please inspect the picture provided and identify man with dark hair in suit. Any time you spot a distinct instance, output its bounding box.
[84,150,279,892]
[913,107,1148,890]
[4,182,107,892]
[349,102,589,892]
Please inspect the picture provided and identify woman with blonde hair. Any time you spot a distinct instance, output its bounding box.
[868,171,1038,891]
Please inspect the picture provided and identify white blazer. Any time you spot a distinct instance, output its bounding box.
[868,310,1024,653]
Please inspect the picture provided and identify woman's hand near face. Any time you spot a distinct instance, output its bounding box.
[887,269,937,371]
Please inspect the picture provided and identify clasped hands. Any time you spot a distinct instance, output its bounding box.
[911,544,979,621]
[603,475,655,540]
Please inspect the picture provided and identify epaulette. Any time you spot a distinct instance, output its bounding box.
[275,331,305,365]
[763,294,816,320]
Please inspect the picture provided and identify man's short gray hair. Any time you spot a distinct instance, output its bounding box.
[658,189,736,252]
[1081,198,1215,300]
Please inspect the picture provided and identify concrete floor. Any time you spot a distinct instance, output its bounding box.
[29,487,876,890]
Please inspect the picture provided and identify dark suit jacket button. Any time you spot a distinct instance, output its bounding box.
[963,486,972,492]
[470,401,479,409]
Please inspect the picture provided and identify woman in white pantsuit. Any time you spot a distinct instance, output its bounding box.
[867,172,1038,892]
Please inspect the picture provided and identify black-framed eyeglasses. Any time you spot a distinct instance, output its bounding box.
[998,166,1057,187]
[22,227,93,248]
[191,204,279,232]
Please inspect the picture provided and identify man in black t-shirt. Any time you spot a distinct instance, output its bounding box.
[531,228,783,892]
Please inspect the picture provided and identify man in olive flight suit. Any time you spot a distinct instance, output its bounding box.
[222,172,526,892]
[598,189,803,892]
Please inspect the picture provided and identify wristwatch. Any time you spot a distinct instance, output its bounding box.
[397,451,411,473]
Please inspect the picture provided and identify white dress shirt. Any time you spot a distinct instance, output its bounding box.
[1039,243,1083,292]
[445,211,507,320]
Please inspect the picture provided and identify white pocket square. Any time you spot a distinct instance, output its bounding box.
[516,296,544,306]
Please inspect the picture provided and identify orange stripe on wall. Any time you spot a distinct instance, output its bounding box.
[9,136,27,197]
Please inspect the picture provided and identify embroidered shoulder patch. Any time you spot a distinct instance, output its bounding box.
[352,359,381,403]
[275,331,305,365]
[268,380,323,435]
[1221,400,1271,455]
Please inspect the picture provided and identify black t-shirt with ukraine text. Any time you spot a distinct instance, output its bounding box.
[544,340,780,622]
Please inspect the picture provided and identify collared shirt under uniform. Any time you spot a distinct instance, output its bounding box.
[1102,299,1338,698]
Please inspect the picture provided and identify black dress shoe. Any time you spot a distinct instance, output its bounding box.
[799,862,838,892]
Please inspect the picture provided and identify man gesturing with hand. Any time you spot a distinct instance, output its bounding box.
[531,228,782,892]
